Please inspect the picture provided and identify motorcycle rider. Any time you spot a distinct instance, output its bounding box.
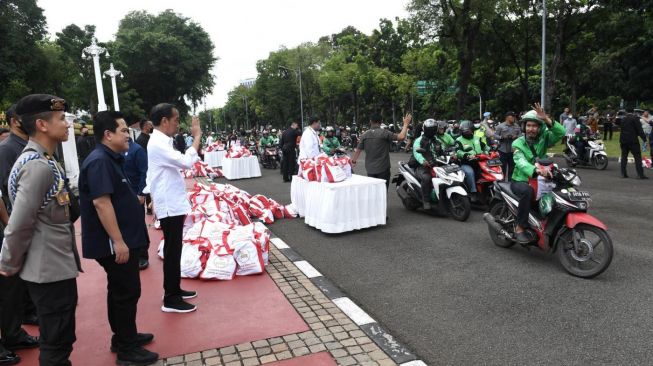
[573,117,592,162]
[435,120,455,149]
[322,126,341,156]
[409,119,442,210]
[455,120,489,201]
[511,103,566,243]
[259,130,275,149]
[448,121,461,139]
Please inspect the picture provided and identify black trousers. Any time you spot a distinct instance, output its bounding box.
[281,148,296,181]
[368,169,391,190]
[0,275,29,345]
[499,151,514,181]
[603,123,613,140]
[96,250,141,351]
[160,215,185,302]
[415,166,432,201]
[138,203,150,261]
[511,181,534,228]
[26,278,77,366]
[620,142,644,177]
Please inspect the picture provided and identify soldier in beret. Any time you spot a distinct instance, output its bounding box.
[0,94,81,366]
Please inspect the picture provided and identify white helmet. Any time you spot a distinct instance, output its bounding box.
[380,123,388,129]
[325,126,335,132]
[272,129,277,133]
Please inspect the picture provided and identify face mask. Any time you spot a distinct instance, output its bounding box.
[462,131,473,139]
[474,124,481,129]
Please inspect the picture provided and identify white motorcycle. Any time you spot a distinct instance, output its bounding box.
[393,149,471,221]
[564,135,608,170]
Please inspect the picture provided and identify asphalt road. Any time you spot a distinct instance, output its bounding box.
[221,152,653,366]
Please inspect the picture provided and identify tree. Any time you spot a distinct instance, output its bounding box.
[112,10,216,116]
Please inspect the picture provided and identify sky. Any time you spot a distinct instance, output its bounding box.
[38,0,409,110]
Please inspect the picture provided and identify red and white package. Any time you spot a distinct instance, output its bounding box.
[180,241,205,278]
[233,240,265,276]
[332,155,353,178]
[225,146,252,159]
[283,204,299,218]
[321,163,347,183]
[200,245,237,280]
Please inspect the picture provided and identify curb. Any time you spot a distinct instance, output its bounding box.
[268,235,427,366]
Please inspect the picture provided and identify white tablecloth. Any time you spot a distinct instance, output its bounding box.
[291,174,387,233]
[222,156,262,180]
[204,150,227,167]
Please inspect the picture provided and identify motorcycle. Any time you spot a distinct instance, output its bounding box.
[461,151,504,206]
[261,146,279,169]
[391,140,406,152]
[483,159,613,278]
[248,141,259,158]
[393,148,471,221]
[564,134,608,170]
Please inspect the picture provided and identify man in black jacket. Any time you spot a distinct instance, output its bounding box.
[620,109,648,179]
[279,121,301,182]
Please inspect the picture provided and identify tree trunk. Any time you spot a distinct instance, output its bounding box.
[545,6,567,112]
[454,0,481,119]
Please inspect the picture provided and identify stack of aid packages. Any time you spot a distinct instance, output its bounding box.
[298,153,352,183]
[157,182,298,281]
[225,145,252,158]
[205,142,226,152]
[182,160,222,179]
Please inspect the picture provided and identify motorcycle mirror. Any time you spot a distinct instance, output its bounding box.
[537,158,553,166]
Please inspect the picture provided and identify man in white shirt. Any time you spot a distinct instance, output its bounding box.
[146,103,201,313]
[205,131,214,147]
[298,116,321,160]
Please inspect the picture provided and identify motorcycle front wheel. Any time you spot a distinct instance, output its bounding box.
[556,224,613,278]
[448,193,471,221]
[594,154,608,170]
[487,201,515,248]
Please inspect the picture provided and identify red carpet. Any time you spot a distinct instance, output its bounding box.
[18,219,308,365]
[268,352,338,366]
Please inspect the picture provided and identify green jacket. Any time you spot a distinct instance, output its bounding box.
[259,136,275,148]
[573,123,591,143]
[322,136,340,155]
[511,121,565,182]
[455,135,488,160]
[412,136,441,165]
[435,133,455,149]
[474,126,487,144]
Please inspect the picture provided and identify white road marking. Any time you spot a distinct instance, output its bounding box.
[332,297,376,326]
[294,260,323,278]
[270,237,289,249]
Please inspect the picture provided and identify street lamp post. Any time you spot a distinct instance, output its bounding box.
[103,63,123,111]
[279,65,304,129]
[235,94,249,130]
[82,37,109,112]
[541,0,547,109]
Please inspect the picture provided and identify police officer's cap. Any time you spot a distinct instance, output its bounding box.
[16,94,68,116]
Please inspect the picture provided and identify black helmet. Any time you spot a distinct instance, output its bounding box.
[423,119,437,138]
[459,120,474,138]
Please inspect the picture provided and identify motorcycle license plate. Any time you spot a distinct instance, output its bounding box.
[568,191,590,200]
[444,165,460,173]
[486,159,502,167]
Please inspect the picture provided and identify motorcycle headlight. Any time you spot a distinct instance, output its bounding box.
[571,176,581,186]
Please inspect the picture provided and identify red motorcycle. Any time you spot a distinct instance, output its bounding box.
[483,159,613,278]
[462,151,504,205]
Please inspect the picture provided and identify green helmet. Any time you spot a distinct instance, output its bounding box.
[520,110,545,133]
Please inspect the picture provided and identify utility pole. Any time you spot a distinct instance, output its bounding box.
[82,38,108,112]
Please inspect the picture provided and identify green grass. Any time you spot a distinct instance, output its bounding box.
[548,132,623,157]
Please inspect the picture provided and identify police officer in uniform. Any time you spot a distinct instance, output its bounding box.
[0,94,81,366]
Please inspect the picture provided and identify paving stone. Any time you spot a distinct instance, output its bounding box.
[309,344,327,353]
[202,349,220,358]
[354,354,373,363]
[185,352,201,361]
[252,340,269,348]
[225,361,242,366]
[330,325,345,333]
[346,345,364,355]
[298,331,315,340]
[377,358,396,366]
[319,335,335,343]
[259,354,277,364]
[336,356,357,366]
[221,346,237,355]
[361,343,378,352]
[282,334,299,342]
[271,343,288,353]
[243,358,260,366]
[331,348,348,358]
[349,330,365,338]
[314,328,331,337]
[288,340,305,349]
[205,356,222,366]
[356,337,372,345]
[275,351,292,360]
[369,350,388,361]
[223,354,241,363]
[340,338,357,347]
[325,341,343,350]
[292,346,310,356]
[310,322,326,330]
[186,361,203,366]
[305,337,321,346]
[240,350,257,359]
[325,320,339,327]
[333,332,349,340]
[166,356,184,364]
[236,343,253,352]
[255,347,272,357]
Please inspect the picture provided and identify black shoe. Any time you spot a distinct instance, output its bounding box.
[4,334,39,350]
[0,351,20,365]
[515,231,532,244]
[161,299,196,313]
[116,346,159,366]
[638,175,649,179]
[111,333,154,353]
[138,259,149,270]
[22,313,39,326]
[180,289,197,299]
[621,174,629,178]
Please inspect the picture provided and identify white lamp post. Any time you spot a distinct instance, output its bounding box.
[104,63,123,111]
[82,38,109,112]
